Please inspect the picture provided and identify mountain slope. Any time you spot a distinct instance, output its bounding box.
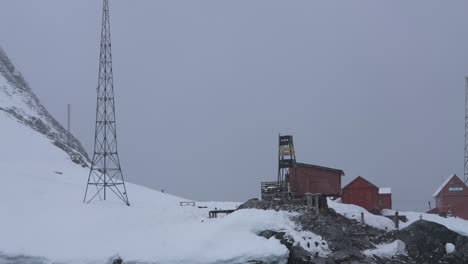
[0,110,316,264]
[0,48,330,264]
[1,47,467,264]
[0,47,89,166]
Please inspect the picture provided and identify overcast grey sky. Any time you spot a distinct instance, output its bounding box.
[1,0,468,211]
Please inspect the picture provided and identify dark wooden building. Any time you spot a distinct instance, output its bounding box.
[342,176,392,212]
[289,163,344,197]
[427,174,468,220]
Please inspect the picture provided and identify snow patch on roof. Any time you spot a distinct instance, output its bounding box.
[432,174,456,197]
[379,188,391,194]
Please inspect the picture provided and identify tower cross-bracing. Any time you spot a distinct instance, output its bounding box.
[84,0,130,206]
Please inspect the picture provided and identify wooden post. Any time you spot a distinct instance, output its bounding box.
[395,211,399,229]
[361,212,364,224]
[314,196,319,215]
[305,193,313,209]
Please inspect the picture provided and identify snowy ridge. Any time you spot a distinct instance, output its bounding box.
[0,47,89,166]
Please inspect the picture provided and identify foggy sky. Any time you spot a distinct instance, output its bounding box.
[2,0,468,211]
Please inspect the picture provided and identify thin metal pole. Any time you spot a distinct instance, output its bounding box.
[465,77,468,184]
[67,104,71,147]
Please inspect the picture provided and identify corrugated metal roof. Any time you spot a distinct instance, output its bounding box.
[342,176,378,190]
[295,162,345,176]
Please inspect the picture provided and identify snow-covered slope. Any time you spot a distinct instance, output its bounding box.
[327,199,468,236]
[382,209,468,237]
[328,199,396,231]
[0,47,88,166]
[0,111,325,263]
[0,48,326,264]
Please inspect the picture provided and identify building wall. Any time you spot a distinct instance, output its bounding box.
[342,177,380,211]
[289,165,342,197]
[378,193,392,210]
[435,176,468,220]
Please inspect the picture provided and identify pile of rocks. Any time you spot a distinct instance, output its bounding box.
[396,220,468,264]
[238,198,468,264]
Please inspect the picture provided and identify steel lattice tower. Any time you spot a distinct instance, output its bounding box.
[84,0,130,206]
[465,77,468,184]
[278,135,296,198]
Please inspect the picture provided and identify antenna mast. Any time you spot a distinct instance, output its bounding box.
[84,0,130,205]
[465,77,468,184]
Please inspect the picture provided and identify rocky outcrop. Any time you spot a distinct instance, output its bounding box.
[397,220,468,264]
[0,47,89,166]
[241,198,468,264]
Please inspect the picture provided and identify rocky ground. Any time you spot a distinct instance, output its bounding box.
[238,199,468,264]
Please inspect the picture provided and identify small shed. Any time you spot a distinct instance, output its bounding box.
[378,188,392,210]
[427,174,468,220]
[288,163,344,197]
[342,176,392,212]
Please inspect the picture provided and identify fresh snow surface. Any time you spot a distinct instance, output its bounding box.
[0,112,328,264]
[378,187,391,194]
[330,199,468,237]
[327,199,396,231]
[382,209,468,237]
[363,240,407,258]
[445,243,456,254]
[432,174,456,197]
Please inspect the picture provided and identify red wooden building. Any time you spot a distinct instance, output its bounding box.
[342,176,392,212]
[427,174,468,220]
[289,163,344,197]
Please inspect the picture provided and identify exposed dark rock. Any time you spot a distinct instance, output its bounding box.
[287,246,314,264]
[328,248,366,263]
[244,198,468,264]
[294,208,387,253]
[275,232,295,250]
[258,230,277,239]
[112,257,123,264]
[238,198,306,211]
[397,220,468,264]
[257,230,295,251]
[0,47,89,166]
[0,253,49,264]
